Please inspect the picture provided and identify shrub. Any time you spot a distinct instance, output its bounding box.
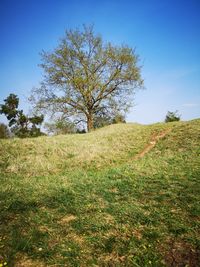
[165,111,181,123]
[0,123,10,138]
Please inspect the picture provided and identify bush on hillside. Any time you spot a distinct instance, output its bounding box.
[94,112,126,129]
[112,114,126,124]
[165,111,181,123]
[0,123,10,138]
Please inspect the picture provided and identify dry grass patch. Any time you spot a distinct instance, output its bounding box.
[103,213,115,224]
[98,252,126,266]
[67,233,85,246]
[59,214,77,225]
[131,228,143,240]
[15,254,46,267]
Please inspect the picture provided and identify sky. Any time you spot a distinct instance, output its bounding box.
[0,0,200,125]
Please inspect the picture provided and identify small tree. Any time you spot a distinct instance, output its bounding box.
[112,113,126,124]
[31,25,143,132]
[165,110,181,123]
[0,93,44,138]
[45,118,76,135]
[93,111,125,129]
[0,123,10,139]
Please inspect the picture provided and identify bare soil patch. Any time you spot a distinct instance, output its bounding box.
[159,239,200,267]
[134,129,171,159]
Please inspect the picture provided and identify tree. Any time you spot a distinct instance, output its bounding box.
[112,113,126,124]
[93,113,113,129]
[165,110,181,123]
[93,111,126,129]
[31,25,143,132]
[0,93,44,138]
[45,117,76,135]
[0,123,10,139]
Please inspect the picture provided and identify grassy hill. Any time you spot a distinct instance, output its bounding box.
[0,119,200,266]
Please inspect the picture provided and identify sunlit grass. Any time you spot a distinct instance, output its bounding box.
[0,122,175,176]
[0,119,199,266]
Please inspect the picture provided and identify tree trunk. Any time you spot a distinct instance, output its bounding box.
[87,113,94,132]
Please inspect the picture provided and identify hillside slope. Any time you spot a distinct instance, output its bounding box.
[0,119,200,267]
[0,121,180,176]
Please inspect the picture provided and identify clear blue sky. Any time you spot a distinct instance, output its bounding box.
[0,0,200,124]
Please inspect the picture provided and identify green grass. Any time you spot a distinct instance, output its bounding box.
[0,120,200,266]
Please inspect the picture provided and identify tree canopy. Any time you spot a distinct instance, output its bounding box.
[44,118,76,135]
[0,94,44,138]
[31,25,143,131]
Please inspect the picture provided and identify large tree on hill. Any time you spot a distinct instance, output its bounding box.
[31,25,143,131]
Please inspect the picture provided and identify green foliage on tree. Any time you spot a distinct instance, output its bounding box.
[45,118,76,135]
[165,110,181,123]
[31,25,143,132]
[93,111,126,129]
[0,123,10,139]
[112,113,126,124]
[0,94,44,138]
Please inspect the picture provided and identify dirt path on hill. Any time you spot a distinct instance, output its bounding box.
[134,128,172,160]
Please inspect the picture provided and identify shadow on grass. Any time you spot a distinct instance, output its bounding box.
[0,168,200,266]
[0,186,80,266]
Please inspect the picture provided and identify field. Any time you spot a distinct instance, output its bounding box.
[0,119,200,266]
